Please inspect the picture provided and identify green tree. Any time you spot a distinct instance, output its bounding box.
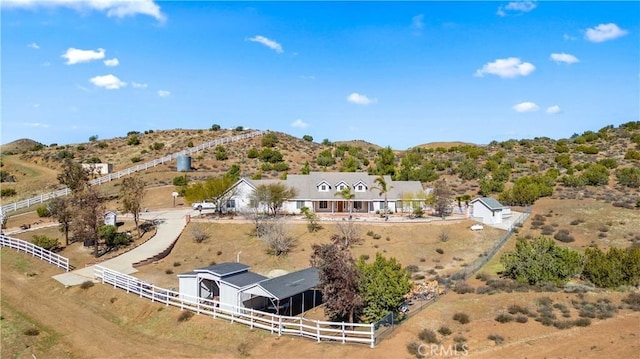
[302,135,313,142]
[316,150,335,167]
[500,237,582,285]
[70,186,105,257]
[225,164,241,181]
[251,183,298,216]
[456,159,483,180]
[356,253,412,323]
[184,176,238,213]
[301,161,311,175]
[374,146,396,176]
[340,156,360,172]
[120,176,146,239]
[215,145,228,160]
[210,124,221,131]
[57,159,90,192]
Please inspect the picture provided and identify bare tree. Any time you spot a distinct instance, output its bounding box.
[190,224,210,243]
[332,220,362,249]
[70,186,104,257]
[311,243,363,324]
[120,176,146,238]
[57,159,90,192]
[433,179,453,218]
[49,196,73,245]
[260,218,297,256]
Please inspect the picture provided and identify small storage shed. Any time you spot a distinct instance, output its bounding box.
[470,197,507,225]
[104,211,117,226]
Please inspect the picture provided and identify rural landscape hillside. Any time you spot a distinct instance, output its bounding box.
[2,121,639,208]
[1,121,640,359]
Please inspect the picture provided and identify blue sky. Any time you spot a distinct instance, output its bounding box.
[2,1,638,149]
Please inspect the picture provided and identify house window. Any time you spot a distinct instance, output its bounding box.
[319,201,328,209]
[338,184,345,191]
[353,201,362,210]
[296,201,305,209]
[321,184,327,191]
[357,185,363,191]
[226,199,236,209]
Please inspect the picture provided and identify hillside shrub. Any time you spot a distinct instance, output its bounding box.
[36,205,51,217]
[453,312,470,324]
[582,247,640,288]
[438,326,452,336]
[173,175,188,186]
[1,188,17,197]
[616,167,640,188]
[31,235,59,250]
[453,282,475,294]
[177,311,194,322]
[624,150,640,160]
[500,237,582,285]
[80,280,94,289]
[554,229,575,243]
[418,328,439,344]
[495,313,514,323]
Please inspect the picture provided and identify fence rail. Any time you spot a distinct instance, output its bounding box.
[94,265,375,348]
[0,234,70,271]
[1,131,264,213]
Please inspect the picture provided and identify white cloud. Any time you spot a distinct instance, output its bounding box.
[3,0,165,22]
[27,42,39,49]
[132,82,148,89]
[497,1,537,16]
[563,33,576,41]
[546,105,561,114]
[412,14,424,30]
[347,92,375,105]
[550,52,579,64]
[248,35,283,53]
[89,74,126,90]
[104,58,119,67]
[157,90,170,97]
[475,57,535,78]
[62,48,105,65]
[513,102,539,112]
[585,23,628,43]
[23,122,49,128]
[291,119,309,128]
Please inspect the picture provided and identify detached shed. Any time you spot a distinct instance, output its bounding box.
[243,267,321,316]
[470,197,508,225]
[178,263,322,315]
[104,211,117,226]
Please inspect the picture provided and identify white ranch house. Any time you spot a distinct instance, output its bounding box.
[225,172,426,215]
[470,197,511,225]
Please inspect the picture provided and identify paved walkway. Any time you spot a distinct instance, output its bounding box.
[53,209,194,286]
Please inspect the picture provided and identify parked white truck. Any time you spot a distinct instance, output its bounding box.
[192,201,216,211]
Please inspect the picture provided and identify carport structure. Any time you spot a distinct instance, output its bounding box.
[243,267,321,316]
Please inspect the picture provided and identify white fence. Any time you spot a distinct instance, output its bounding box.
[1,131,264,213]
[94,265,375,348]
[0,234,70,271]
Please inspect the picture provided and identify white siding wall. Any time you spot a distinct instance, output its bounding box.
[219,283,240,312]
[178,276,198,303]
[472,203,503,225]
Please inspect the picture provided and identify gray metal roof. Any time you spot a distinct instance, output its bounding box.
[194,262,249,277]
[472,197,505,210]
[246,172,423,201]
[223,271,268,288]
[257,267,319,300]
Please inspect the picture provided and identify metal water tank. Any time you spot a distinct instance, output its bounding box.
[176,155,192,172]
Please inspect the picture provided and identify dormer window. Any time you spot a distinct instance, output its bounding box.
[353,180,367,192]
[337,184,347,191]
[335,180,349,192]
[317,180,331,192]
